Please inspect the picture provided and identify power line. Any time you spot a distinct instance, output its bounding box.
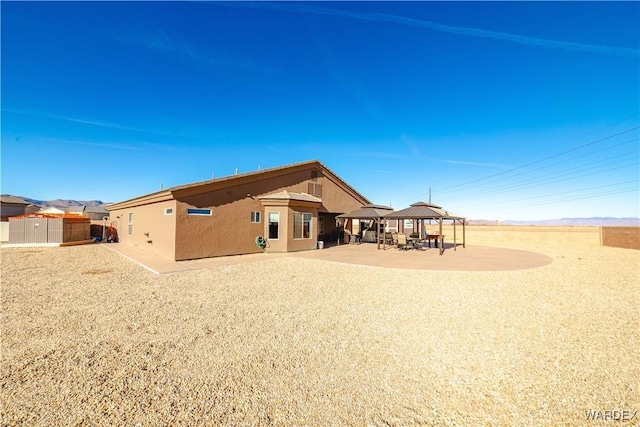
[477,187,638,211]
[441,152,639,202]
[435,137,639,197]
[467,180,638,208]
[404,125,639,203]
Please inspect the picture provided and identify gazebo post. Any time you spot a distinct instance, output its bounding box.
[454,219,457,251]
[383,218,389,250]
[439,218,444,255]
[377,217,381,250]
[463,219,466,248]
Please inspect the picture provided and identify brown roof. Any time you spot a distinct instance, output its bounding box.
[384,202,465,220]
[337,204,394,219]
[107,160,370,210]
[1,195,29,205]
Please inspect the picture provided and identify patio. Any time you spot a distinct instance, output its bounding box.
[103,240,552,274]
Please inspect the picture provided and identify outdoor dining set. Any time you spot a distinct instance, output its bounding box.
[337,202,466,256]
[390,232,444,251]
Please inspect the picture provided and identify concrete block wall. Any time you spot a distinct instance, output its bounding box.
[600,227,640,250]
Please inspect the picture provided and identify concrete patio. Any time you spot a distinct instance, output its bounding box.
[102,241,552,274]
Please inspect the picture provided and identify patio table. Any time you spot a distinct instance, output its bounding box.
[423,234,444,248]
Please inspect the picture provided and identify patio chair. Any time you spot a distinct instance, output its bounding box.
[414,240,429,251]
[384,232,394,245]
[397,233,413,250]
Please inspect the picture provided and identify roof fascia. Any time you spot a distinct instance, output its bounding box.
[171,161,320,199]
[106,190,173,211]
[107,159,370,209]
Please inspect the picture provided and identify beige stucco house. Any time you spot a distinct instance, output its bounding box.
[107,160,369,261]
[1,195,30,242]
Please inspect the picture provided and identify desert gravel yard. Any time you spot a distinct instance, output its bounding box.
[1,228,639,425]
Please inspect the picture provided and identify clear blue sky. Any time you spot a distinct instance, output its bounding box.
[2,1,638,220]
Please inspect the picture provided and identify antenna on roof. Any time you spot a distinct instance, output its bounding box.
[235,168,238,175]
[258,164,261,170]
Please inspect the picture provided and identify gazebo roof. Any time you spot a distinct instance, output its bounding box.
[384,202,465,220]
[337,204,394,219]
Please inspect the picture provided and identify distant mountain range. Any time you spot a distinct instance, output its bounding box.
[4,195,638,226]
[467,217,640,227]
[9,196,111,208]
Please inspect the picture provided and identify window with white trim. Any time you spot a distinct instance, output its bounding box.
[128,213,133,236]
[250,211,261,223]
[165,208,173,215]
[293,212,312,239]
[187,208,212,216]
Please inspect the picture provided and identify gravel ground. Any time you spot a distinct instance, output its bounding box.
[1,227,638,426]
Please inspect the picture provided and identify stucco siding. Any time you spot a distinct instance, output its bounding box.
[263,206,289,253]
[0,222,9,242]
[175,167,332,260]
[109,200,177,260]
[175,188,265,260]
[316,173,364,214]
[108,161,369,261]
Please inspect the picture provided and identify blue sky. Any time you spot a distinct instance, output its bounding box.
[2,1,638,220]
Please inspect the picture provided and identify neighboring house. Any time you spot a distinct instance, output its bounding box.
[38,206,68,215]
[1,195,30,242]
[39,206,86,215]
[85,206,109,221]
[38,205,108,221]
[107,160,370,261]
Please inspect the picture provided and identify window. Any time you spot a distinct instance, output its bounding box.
[128,213,133,236]
[308,182,322,197]
[250,211,261,223]
[293,212,312,239]
[308,170,322,196]
[268,212,279,239]
[187,208,212,216]
[165,208,173,215]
